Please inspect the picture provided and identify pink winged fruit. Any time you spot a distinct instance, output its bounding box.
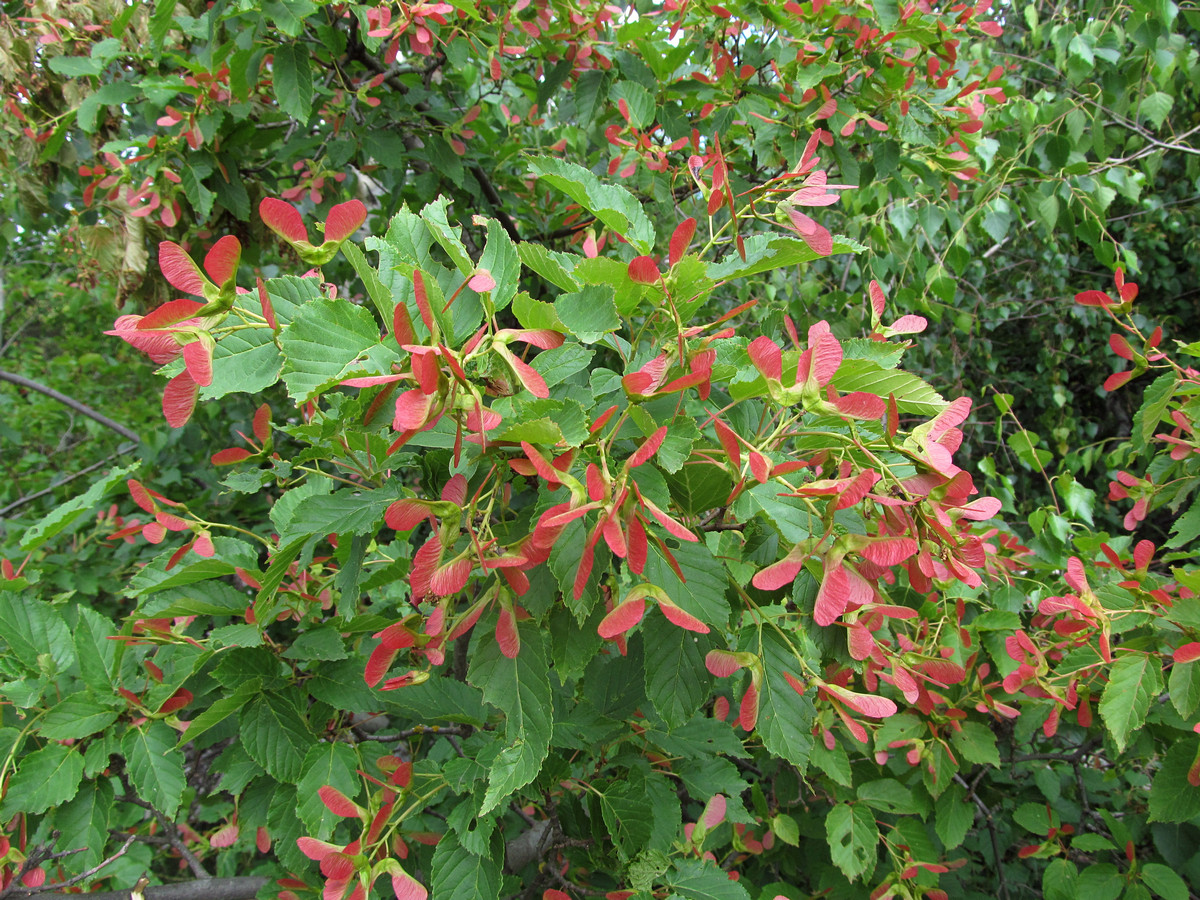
[260,197,367,266]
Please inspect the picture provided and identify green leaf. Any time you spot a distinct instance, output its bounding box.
[530,342,593,387]
[600,767,656,861]
[772,813,800,846]
[547,604,603,683]
[20,463,138,551]
[950,720,1000,767]
[1077,863,1123,900]
[131,558,237,597]
[1142,862,1189,900]
[269,475,331,536]
[296,742,360,841]
[1035,192,1060,230]
[666,859,752,900]
[307,658,380,713]
[1167,495,1200,550]
[497,416,565,445]
[934,782,974,850]
[467,622,552,816]
[0,594,76,673]
[856,778,922,815]
[981,198,1012,243]
[180,679,262,746]
[575,256,647,315]
[1149,740,1200,822]
[642,540,730,629]
[832,359,947,416]
[1006,428,1052,470]
[555,285,620,342]
[733,483,813,543]
[240,691,315,782]
[757,629,815,771]
[268,784,308,872]
[666,463,732,518]
[1042,859,1079,900]
[149,0,177,46]
[445,799,496,857]
[262,0,315,36]
[512,292,566,333]
[528,156,656,254]
[203,277,312,401]
[280,297,392,402]
[549,518,603,620]
[78,82,137,133]
[841,337,905,369]
[0,742,84,817]
[1140,91,1174,130]
[809,739,852,787]
[74,605,117,690]
[421,196,474,275]
[210,158,251,219]
[516,242,577,291]
[1014,800,1057,835]
[48,55,104,77]
[610,81,654,128]
[1135,373,1178,450]
[431,831,502,900]
[1098,652,1161,752]
[707,233,864,281]
[181,164,215,222]
[342,240,393,326]
[655,416,700,474]
[888,205,917,238]
[276,486,401,545]
[1071,834,1115,851]
[1169,659,1200,718]
[477,217,519,311]
[282,624,347,661]
[272,43,313,121]
[123,722,186,819]
[383,673,490,726]
[40,694,120,740]
[573,69,609,124]
[825,803,879,882]
[54,777,113,871]
[645,768,684,850]
[643,614,717,729]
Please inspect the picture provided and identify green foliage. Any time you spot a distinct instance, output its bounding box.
[1,0,1199,897]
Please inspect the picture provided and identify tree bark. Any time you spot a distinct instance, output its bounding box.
[40,877,268,900]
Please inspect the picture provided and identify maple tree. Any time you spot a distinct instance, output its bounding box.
[0,0,1199,898]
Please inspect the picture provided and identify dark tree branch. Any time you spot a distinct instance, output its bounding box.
[117,786,210,880]
[0,369,141,443]
[470,165,523,243]
[38,877,268,900]
[954,773,1010,900]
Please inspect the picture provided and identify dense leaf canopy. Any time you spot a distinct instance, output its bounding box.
[0,0,1199,898]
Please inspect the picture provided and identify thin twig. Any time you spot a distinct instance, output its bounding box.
[982,235,1010,259]
[953,773,1010,900]
[0,369,141,442]
[548,865,609,897]
[354,724,472,741]
[0,845,83,900]
[116,789,210,880]
[4,835,138,897]
[0,442,137,517]
[37,877,268,900]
